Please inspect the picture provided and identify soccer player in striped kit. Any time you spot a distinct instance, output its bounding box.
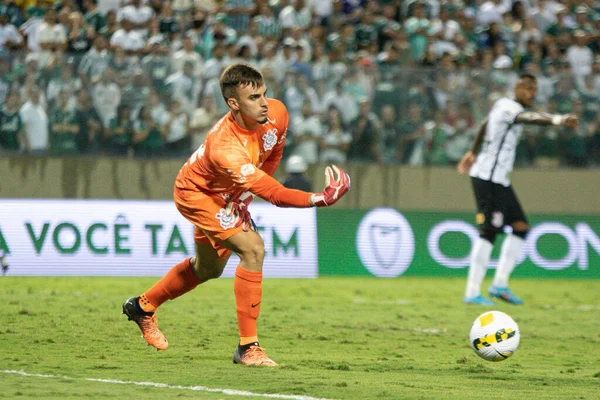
[458,74,579,306]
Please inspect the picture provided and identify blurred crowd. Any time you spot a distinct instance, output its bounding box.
[0,0,600,167]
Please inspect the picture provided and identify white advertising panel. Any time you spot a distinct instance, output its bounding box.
[0,199,317,278]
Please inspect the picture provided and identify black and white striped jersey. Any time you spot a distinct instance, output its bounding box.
[469,97,524,187]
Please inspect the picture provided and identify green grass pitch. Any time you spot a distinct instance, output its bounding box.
[1,277,599,400]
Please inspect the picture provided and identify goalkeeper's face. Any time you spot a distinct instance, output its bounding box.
[234,83,269,125]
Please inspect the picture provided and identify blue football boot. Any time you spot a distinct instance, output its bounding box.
[463,295,495,306]
[488,286,524,305]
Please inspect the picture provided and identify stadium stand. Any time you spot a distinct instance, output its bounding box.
[0,0,599,168]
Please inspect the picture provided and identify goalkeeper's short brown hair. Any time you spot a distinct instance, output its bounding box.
[220,63,264,103]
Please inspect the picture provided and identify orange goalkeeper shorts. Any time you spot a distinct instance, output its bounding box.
[174,187,244,259]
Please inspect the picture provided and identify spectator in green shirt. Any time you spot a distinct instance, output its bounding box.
[0,91,24,152]
[106,104,133,156]
[142,40,171,92]
[573,7,594,34]
[158,1,180,36]
[404,3,432,62]
[398,102,426,164]
[0,58,15,108]
[0,1,23,27]
[550,77,577,114]
[577,75,600,124]
[26,0,47,19]
[586,112,600,166]
[133,105,164,158]
[49,90,79,155]
[253,3,281,40]
[427,110,452,166]
[546,7,571,37]
[355,8,378,50]
[457,8,479,46]
[74,88,102,154]
[560,101,588,168]
[98,10,118,40]
[83,0,105,34]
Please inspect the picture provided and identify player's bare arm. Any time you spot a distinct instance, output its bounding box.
[469,119,488,155]
[457,119,487,175]
[514,111,579,128]
[512,74,578,128]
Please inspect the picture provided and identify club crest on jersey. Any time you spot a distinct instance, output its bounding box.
[216,208,237,230]
[491,211,504,228]
[263,129,278,151]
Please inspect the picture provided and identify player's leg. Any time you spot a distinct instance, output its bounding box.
[220,229,277,366]
[464,229,496,305]
[141,238,229,311]
[123,190,230,350]
[489,186,528,305]
[123,236,228,350]
[464,178,498,306]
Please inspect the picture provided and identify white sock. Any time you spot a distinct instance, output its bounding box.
[493,235,524,288]
[465,238,494,298]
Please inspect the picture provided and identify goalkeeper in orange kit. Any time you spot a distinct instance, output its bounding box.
[122,63,351,366]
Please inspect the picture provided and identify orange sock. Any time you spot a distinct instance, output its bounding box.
[234,266,262,345]
[141,258,202,311]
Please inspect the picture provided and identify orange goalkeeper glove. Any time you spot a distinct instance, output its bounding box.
[225,192,255,231]
[310,165,351,207]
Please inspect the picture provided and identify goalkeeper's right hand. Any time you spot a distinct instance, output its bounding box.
[225,192,254,232]
[310,165,351,207]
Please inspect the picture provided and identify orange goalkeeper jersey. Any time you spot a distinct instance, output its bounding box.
[175,98,296,203]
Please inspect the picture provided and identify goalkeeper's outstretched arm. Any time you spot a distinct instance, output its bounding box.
[249,165,351,208]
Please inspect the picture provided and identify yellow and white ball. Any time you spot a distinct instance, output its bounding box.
[469,311,520,362]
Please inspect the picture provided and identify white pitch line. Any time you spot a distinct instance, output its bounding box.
[1,370,334,400]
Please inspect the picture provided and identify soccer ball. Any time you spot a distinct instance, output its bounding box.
[469,311,520,362]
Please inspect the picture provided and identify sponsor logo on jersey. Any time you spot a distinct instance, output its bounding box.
[240,163,256,176]
[476,213,485,225]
